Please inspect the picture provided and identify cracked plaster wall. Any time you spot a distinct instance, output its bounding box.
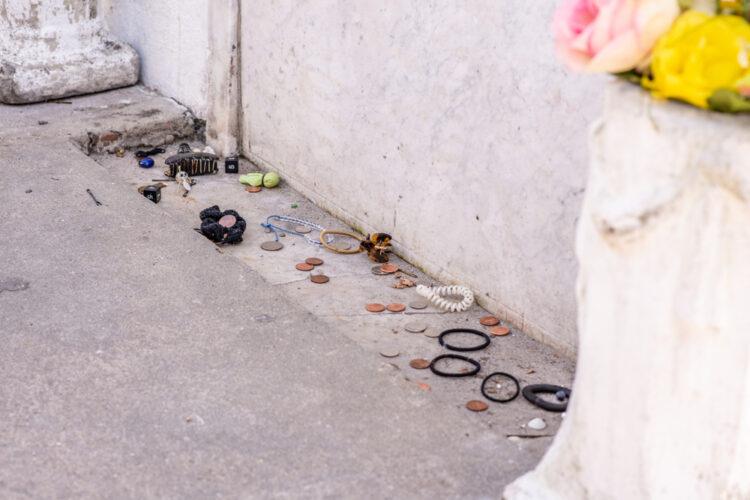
[240,1,602,355]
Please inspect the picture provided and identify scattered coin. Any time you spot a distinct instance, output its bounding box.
[366,303,386,313]
[296,262,314,271]
[380,263,398,274]
[467,400,488,412]
[405,322,427,333]
[218,214,237,228]
[409,359,430,369]
[295,225,312,234]
[414,382,431,391]
[245,186,262,193]
[260,241,283,251]
[311,275,329,284]
[380,347,399,358]
[423,329,439,338]
[387,303,406,313]
[306,257,324,266]
[279,232,286,237]
[480,316,500,326]
[371,265,390,276]
[409,300,428,310]
[490,326,510,336]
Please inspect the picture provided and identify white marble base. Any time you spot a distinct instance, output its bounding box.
[0,0,138,103]
[505,80,750,499]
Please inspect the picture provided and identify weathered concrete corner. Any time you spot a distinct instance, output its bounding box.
[0,0,140,104]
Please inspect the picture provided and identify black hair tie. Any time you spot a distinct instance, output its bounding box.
[198,205,246,244]
[438,328,490,352]
[522,384,571,412]
[429,354,481,377]
[481,372,520,403]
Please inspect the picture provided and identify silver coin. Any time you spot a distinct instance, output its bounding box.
[260,241,283,251]
[409,300,429,310]
[405,322,427,333]
[295,225,312,234]
[423,329,439,338]
[379,347,400,358]
[372,265,390,276]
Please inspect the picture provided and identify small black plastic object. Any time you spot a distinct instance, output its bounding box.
[225,157,239,174]
[142,185,161,203]
[429,354,481,378]
[438,328,491,352]
[481,372,520,403]
[522,384,571,412]
[135,147,166,158]
[178,142,192,154]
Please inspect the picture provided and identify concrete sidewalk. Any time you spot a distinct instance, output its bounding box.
[0,87,574,499]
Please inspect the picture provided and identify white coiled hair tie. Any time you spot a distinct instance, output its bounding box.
[416,284,474,312]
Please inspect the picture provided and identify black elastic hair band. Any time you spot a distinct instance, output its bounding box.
[438,328,490,352]
[481,372,520,403]
[522,384,571,412]
[429,354,481,377]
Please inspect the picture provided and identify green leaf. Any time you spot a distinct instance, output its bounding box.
[616,70,642,85]
[707,88,750,113]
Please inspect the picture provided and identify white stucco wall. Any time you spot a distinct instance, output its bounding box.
[240,1,602,355]
[100,0,211,118]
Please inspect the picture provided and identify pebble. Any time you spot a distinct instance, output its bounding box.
[556,390,567,401]
[203,145,216,154]
[528,418,547,430]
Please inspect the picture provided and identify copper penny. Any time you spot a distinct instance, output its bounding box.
[466,400,488,412]
[294,225,312,234]
[245,186,262,193]
[218,214,237,228]
[366,303,386,313]
[311,275,329,284]
[387,303,406,313]
[480,316,500,326]
[380,264,398,274]
[490,326,511,336]
[409,358,430,369]
[260,241,283,251]
[296,262,314,271]
[305,258,324,266]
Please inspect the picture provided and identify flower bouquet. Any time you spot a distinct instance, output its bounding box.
[554,0,750,113]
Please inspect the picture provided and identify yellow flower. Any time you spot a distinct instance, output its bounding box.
[644,10,750,108]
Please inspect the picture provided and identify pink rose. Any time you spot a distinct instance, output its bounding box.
[553,0,680,73]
